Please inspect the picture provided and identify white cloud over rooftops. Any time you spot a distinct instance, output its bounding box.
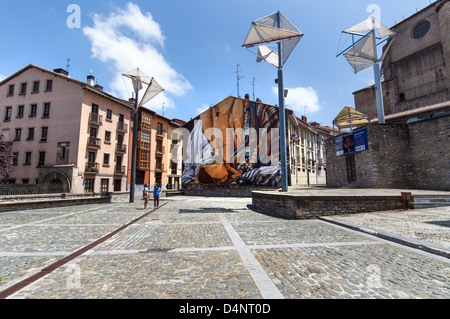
[83,3,192,110]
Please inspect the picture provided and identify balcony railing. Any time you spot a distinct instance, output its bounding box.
[116,143,127,153]
[89,113,103,126]
[85,162,99,174]
[156,129,166,138]
[87,137,101,149]
[114,165,126,175]
[156,145,165,154]
[117,122,128,133]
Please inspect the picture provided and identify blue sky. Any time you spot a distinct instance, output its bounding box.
[0,0,435,126]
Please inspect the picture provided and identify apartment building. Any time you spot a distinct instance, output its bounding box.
[287,113,335,186]
[128,107,182,189]
[0,64,133,193]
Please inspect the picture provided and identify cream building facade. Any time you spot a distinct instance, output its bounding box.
[287,113,334,186]
[0,64,133,193]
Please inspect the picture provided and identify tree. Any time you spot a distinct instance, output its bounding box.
[0,135,14,182]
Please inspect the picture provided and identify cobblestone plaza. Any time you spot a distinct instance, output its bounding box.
[0,196,448,300]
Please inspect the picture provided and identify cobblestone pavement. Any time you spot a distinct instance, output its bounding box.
[0,197,448,299]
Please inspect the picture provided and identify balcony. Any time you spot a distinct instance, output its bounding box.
[117,122,128,133]
[116,143,127,153]
[114,165,126,175]
[85,162,99,174]
[155,145,165,155]
[87,137,102,150]
[156,129,166,138]
[155,163,165,172]
[89,113,103,126]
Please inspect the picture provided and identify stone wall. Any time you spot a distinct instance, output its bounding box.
[184,185,278,197]
[252,191,406,220]
[354,0,449,117]
[325,115,449,191]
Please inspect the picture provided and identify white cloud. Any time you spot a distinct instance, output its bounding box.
[272,86,322,115]
[83,3,192,110]
[0,74,5,81]
[196,104,211,114]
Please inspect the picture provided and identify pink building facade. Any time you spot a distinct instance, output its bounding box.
[0,64,133,193]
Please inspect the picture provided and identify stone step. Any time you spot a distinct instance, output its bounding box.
[412,194,450,208]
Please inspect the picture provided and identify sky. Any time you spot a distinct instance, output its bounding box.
[0,0,436,127]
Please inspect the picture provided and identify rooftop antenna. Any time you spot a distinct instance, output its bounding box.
[235,64,244,98]
[66,58,71,74]
[336,15,396,124]
[251,77,257,100]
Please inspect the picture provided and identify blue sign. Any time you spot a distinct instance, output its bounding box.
[334,128,368,156]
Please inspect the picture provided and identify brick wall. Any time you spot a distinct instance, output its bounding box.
[325,115,449,191]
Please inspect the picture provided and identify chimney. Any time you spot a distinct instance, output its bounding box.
[54,68,69,76]
[87,75,95,86]
[311,122,319,128]
[94,84,103,91]
[301,116,308,123]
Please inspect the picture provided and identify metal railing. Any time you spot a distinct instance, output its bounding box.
[0,184,67,196]
[89,113,103,126]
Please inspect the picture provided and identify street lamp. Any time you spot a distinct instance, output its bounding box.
[243,11,304,192]
[123,68,164,203]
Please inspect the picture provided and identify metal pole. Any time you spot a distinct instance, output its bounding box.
[372,18,385,124]
[130,91,139,203]
[277,11,289,192]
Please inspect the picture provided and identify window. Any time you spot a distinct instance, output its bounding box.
[157,122,163,135]
[4,107,12,121]
[14,128,22,141]
[84,179,95,193]
[32,81,40,93]
[38,151,46,167]
[27,128,35,141]
[41,127,48,142]
[92,104,99,114]
[30,104,37,117]
[103,153,110,166]
[56,142,70,164]
[22,179,30,185]
[20,83,27,95]
[24,152,32,165]
[106,109,113,121]
[105,131,111,143]
[46,80,53,92]
[43,103,50,118]
[412,20,431,39]
[101,179,109,192]
[12,153,18,166]
[17,105,24,118]
[114,179,122,192]
[7,85,14,96]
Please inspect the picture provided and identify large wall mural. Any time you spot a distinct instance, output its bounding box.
[181,96,283,189]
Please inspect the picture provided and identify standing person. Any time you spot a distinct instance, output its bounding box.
[143,184,149,209]
[153,183,161,208]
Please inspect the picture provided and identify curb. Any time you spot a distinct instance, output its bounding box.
[318,216,450,259]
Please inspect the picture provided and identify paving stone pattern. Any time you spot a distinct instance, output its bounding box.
[0,197,448,299]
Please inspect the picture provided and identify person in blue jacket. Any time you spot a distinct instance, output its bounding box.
[153,184,161,208]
